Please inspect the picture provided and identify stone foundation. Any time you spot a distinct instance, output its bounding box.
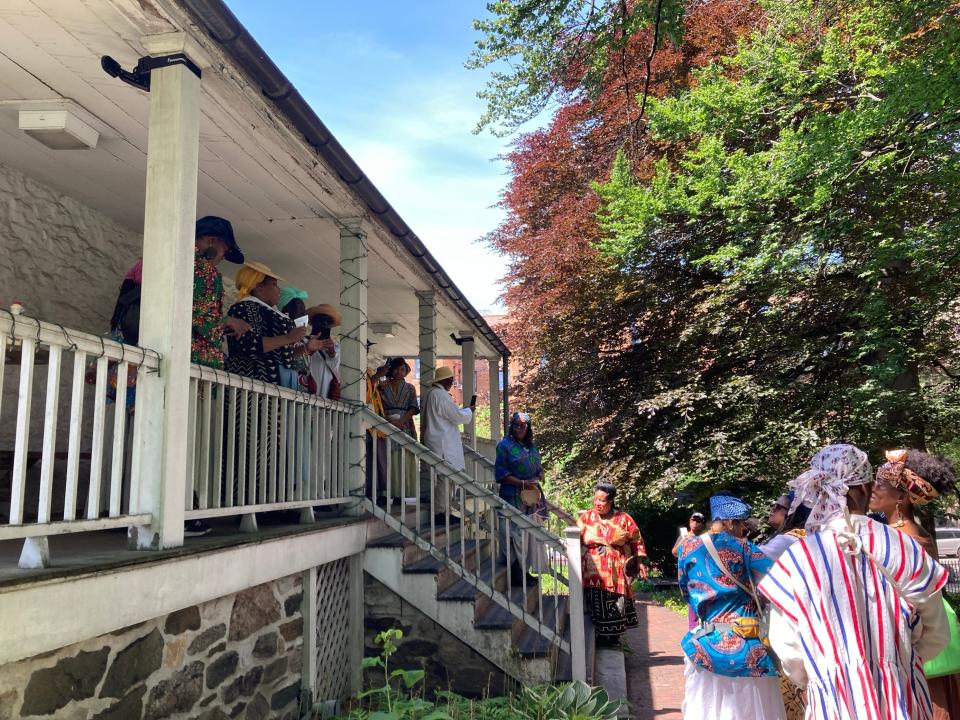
[0,575,304,719]
[363,573,507,698]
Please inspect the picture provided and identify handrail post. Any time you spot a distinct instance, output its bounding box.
[565,526,586,681]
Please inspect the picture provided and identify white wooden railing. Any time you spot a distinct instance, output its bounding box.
[0,314,159,565]
[185,364,354,530]
[363,408,586,680]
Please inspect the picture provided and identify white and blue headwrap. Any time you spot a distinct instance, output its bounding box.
[710,494,752,521]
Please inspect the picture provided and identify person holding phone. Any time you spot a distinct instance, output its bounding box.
[423,366,474,523]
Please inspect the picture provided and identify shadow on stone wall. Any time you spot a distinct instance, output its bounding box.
[363,573,510,700]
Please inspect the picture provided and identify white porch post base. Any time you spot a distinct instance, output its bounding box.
[18,537,49,569]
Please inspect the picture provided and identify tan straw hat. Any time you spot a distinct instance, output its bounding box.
[432,366,455,385]
[242,260,283,281]
[307,303,342,326]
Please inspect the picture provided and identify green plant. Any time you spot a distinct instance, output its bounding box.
[351,629,438,720]
[513,681,623,720]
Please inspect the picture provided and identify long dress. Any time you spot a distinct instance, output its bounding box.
[578,509,646,643]
[758,514,949,720]
[377,380,418,496]
[678,531,785,720]
[225,297,299,384]
[494,437,548,572]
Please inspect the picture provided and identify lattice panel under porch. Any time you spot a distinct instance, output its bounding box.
[315,557,351,701]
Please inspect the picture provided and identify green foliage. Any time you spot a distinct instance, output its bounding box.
[336,629,622,719]
[468,0,686,135]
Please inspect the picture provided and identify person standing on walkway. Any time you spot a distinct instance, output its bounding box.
[673,511,707,631]
[758,444,949,720]
[678,494,785,720]
[578,482,648,646]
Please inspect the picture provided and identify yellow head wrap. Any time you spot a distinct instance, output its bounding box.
[235,266,266,300]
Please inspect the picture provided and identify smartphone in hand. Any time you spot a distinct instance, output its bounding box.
[469,394,477,407]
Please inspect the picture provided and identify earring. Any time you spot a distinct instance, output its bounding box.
[891,501,906,528]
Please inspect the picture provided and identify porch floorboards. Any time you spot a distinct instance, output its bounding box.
[0,509,362,588]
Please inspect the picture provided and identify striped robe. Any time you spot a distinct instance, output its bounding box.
[758,514,950,720]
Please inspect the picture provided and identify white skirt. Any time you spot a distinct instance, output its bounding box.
[683,658,786,720]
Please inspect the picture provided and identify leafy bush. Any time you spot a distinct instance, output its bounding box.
[332,629,624,719]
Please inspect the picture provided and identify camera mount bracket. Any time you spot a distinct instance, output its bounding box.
[101,53,202,92]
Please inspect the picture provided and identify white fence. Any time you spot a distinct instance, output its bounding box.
[185,365,354,527]
[0,314,159,562]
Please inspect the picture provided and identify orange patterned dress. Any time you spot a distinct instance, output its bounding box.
[578,509,646,642]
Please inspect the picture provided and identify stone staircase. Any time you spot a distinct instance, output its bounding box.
[363,508,588,685]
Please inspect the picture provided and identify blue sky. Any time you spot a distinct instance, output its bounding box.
[227,1,516,314]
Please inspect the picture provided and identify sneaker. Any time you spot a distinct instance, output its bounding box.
[184,519,211,537]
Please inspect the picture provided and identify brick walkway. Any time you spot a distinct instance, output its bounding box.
[623,598,688,719]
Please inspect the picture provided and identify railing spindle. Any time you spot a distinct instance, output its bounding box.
[37,344,63,524]
[9,338,36,525]
[237,388,248,506]
[63,350,86,521]
[86,355,108,520]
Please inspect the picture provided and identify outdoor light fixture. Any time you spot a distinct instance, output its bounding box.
[100,53,201,92]
[18,109,99,150]
[370,323,398,338]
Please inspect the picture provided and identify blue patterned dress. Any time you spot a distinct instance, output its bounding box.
[678,531,778,678]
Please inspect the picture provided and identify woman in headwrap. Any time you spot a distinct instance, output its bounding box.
[758,491,811,561]
[678,494,785,720]
[225,262,319,385]
[758,444,949,720]
[578,482,648,647]
[870,449,959,720]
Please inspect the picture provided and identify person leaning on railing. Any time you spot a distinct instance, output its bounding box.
[224,262,322,386]
[105,215,251,537]
[578,482,648,648]
[495,412,548,584]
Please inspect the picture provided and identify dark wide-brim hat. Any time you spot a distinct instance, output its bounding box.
[196,215,244,264]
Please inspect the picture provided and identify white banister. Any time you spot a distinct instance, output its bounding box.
[565,526,587,681]
[0,315,159,566]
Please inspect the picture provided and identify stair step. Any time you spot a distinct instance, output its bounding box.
[366,531,407,548]
[474,587,527,629]
[405,540,490,573]
[437,564,501,601]
[516,596,570,658]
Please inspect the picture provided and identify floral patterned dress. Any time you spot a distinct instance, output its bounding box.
[678,531,777,678]
[578,509,646,642]
[191,250,226,369]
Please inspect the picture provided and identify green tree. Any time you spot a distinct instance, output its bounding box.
[589,0,960,511]
[468,0,687,135]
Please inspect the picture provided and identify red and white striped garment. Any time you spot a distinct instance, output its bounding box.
[758,514,949,720]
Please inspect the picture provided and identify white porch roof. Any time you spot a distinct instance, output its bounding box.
[0,0,505,360]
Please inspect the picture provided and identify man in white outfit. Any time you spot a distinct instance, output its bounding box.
[423,366,475,524]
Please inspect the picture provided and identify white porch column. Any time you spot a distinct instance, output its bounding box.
[460,334,475,446]
[416,291,436,436]
[339,220,368,697]
[339,219,368,504]
[488,357,502,441]
[130,33,207,550]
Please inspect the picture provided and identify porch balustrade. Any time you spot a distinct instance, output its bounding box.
[0,314,157,555]
[184,364,354,524]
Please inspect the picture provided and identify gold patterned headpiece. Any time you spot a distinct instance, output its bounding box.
[875,449,939,506]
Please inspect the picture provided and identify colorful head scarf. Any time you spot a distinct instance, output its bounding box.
[710,494,752,521]
[788,444,871,530]
[278,286,308,311]
[875,449,940,506]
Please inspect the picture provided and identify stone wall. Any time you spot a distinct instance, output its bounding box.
[363,573,507,698]
[0,575,305,719]
[0,161,142,335]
